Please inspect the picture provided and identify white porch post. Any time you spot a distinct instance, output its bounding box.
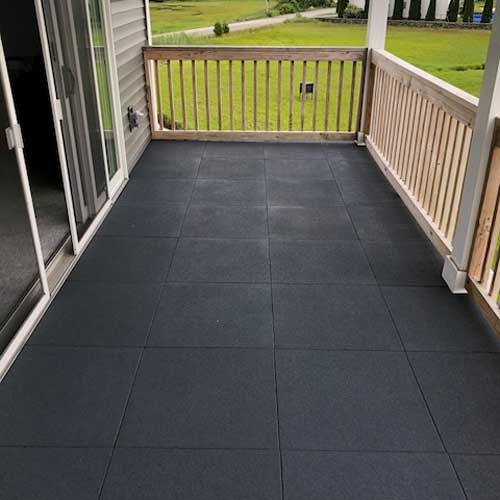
[443,1,500,293]
[357,0,390,144]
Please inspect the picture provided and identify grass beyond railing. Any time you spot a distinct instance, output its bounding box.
[144,46,367,141]
[366,49,478,255]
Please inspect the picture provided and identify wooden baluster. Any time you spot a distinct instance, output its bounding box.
[191,60,199,130]
[423,108,444,211]
[179,60,187,130]
[154,60,163,129]
[241,60,246,130]
[277,60,282,131]
[229,60,234,130]
[412,100,431,197]
[312,61,319,132]
[348,61,357,132]
[265,60,270,131]
[289,60,295,131]
[324,61,332,131]
[388,80,403,166]
[166,60,176,131]
[336,60,344,132]
[355,60,366,133]
[253,60,258,131]
[409,98,427,192]
[204,60,210,130]
[417,103,438,201]
[300,60,307,132]
[394,84,410,176]
[216,60,222,130]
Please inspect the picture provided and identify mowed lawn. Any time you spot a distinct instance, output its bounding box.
[154,21,490,132]
[150,0,271,34]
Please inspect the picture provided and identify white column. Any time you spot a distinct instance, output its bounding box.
[443,0,500,293]
[357,0,390,144]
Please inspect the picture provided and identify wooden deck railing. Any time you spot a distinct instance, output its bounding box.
[143,46,367,142]
[366,49,478,255]
[468,120,500,324]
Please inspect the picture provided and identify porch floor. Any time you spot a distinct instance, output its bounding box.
[2,141,500,499]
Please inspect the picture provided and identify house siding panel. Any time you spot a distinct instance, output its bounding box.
[110,0,150,172]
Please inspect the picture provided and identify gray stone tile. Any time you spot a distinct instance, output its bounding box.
[274,284,401,350]
[102,449,281,500]
[0,347,139,446]
[70,237,176,283]
[276,350,442,451]
[348,205,425,241]
[338,179,401,206]
[270,240,375,284]
[265,158,333,179]
[264,143,326,159]
[362,241,444,286]
[169,238,270,283]
[99,204,186,237]
[30,282,161,346]
[283,451,465,500]
[198,158,265,179]
[193,180,266,205]
[268,179,343,207]
[410,352,500,453]
[269,207,357,240]
[0,447,111,500]
[204,142,265,158]
[118,348,277,448]
[182,205,267,238]
[117,179,194,205]
[133,157,200,179]
[452,454,500,500]
[149,283,273,347]
[383,286,500,352]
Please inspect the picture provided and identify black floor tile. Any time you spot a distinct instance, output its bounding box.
[0,347,140,446]
[265,158,333,179]
[70,236,176,283]
[182,205,267,238]
[117,179,194,205]
[0,447,111,500]
[276,350,442,451]
[141,140,205,160]
[328,159,381,182]
[452,454,500,500]
[362,241,444,286]
[269,206,357,240]
[338,179,401,206]
[409,352,500,453]
[193,180,266,205]
[324,144,371,163]
[148,283,273,347]
[264,143,326,159]
[348,205,425,241]
[273,284,401,350]
[283,451,465,500]
[198,158,265,179]
[30,281,161,346]
[169,238,270,283]
[268,179,343,207]
[133,157,200,179]
[118,348,277,448]
[101,448,281,500]
[204,141,265,158]
[383,286,500,352]
[270,240,375,284]
[99,204,186,237]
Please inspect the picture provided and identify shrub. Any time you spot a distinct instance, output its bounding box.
[446,0,459,22]
[344,4,364,18]
[425,0,436,21]
[392,0,404,19]
[337,0,349,18]
[408,0,421,20]
[482,0,493,23]
[213,22,223,36]
[277,2,298,14]
[222,22,230,33]
[363,0,370,19]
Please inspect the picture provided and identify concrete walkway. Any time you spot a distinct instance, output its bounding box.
[153,7,337,40]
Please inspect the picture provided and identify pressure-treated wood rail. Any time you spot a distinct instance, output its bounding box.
[366,49,478,255]
[144,46,367,141]
[468,119,500,328]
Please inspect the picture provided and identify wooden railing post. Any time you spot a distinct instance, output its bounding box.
[357,0,389,145]
[443,0,500,293]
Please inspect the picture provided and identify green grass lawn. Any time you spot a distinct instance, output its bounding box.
[154,21,490,132]
[150,0,274,34]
